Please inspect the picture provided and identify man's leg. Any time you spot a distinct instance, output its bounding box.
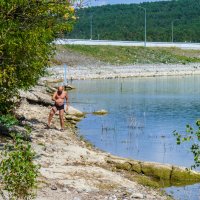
[59,109,65,130]
[48,107,56,127]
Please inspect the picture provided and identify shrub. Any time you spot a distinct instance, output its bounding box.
[0,135,40,199]
[0,114,18,128]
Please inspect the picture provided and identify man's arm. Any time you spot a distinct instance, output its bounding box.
[65,92,69,111]
[52,92,57,101]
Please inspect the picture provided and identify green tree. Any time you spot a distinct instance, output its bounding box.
[0,0,76,114]
[67,0,200,42]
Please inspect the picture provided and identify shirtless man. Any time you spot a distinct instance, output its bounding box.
[47,86,69,131]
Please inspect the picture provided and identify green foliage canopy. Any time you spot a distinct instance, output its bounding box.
[0,0,76,113]
[67,0,200,42]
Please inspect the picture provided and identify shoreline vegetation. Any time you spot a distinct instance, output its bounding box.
[48,45,200,82]
[63,45,200,65]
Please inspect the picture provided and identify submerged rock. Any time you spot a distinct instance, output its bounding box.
[64,84,75,90]
[140,162,172,180]
[108,157,200,186]
[65,115,82,122]
[93,109,108,115]
[171,166,200,184]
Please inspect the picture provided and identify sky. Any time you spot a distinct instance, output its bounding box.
[91,0,168,6]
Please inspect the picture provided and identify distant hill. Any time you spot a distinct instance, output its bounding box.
[66,0,200,42]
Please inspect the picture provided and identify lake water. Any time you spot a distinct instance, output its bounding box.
[69,75,200,200]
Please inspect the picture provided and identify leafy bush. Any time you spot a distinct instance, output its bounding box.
[0,114,18,128]
[0,135,40,199]
[173,120,200,169]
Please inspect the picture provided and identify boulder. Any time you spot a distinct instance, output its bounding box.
[20,89,53,106]
[66,106,84,117]
[140,162,172,180]
[0,124,31,141]
[171,166,200,182]
[112,160,142,174]
[130,161,142,173]
[29,85,47,93]
[19,90,38,102]
[46,85,57,93]
[31,91,53,106]
[107,156,200,186]
[130,193,144,199]
[93,109,108,115]
[65,115,82,122]
[64,84,75,90]
[115,162,132,171]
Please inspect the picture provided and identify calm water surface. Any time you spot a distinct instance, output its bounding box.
[69,75,200,200]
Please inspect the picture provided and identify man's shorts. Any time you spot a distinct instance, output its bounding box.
[54,104,64,111]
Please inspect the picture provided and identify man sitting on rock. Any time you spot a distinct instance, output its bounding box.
[47,86,69,131]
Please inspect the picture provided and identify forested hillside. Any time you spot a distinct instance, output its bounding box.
[66,0,200,42]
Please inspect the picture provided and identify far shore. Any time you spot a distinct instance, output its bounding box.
[45,63,200,82]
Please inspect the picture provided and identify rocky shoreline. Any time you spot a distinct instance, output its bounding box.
[10,83,173,200]
[3,79,197,200]
[45,63,200,82]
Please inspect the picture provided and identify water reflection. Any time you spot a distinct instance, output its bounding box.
[165,183,200,200]
[70,76,200,167]
[69,75,200,200]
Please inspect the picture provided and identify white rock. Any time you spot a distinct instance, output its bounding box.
[19,90,38,101]
[66,106,84,116]
[108,195,117,200]
[73,197,81,200]
[130,193,144,199]
[65,115,82,121]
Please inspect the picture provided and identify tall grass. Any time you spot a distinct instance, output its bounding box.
[64,45,200,65]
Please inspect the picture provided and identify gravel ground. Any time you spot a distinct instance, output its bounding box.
[48,46,200,81]
[45,63,200,82]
